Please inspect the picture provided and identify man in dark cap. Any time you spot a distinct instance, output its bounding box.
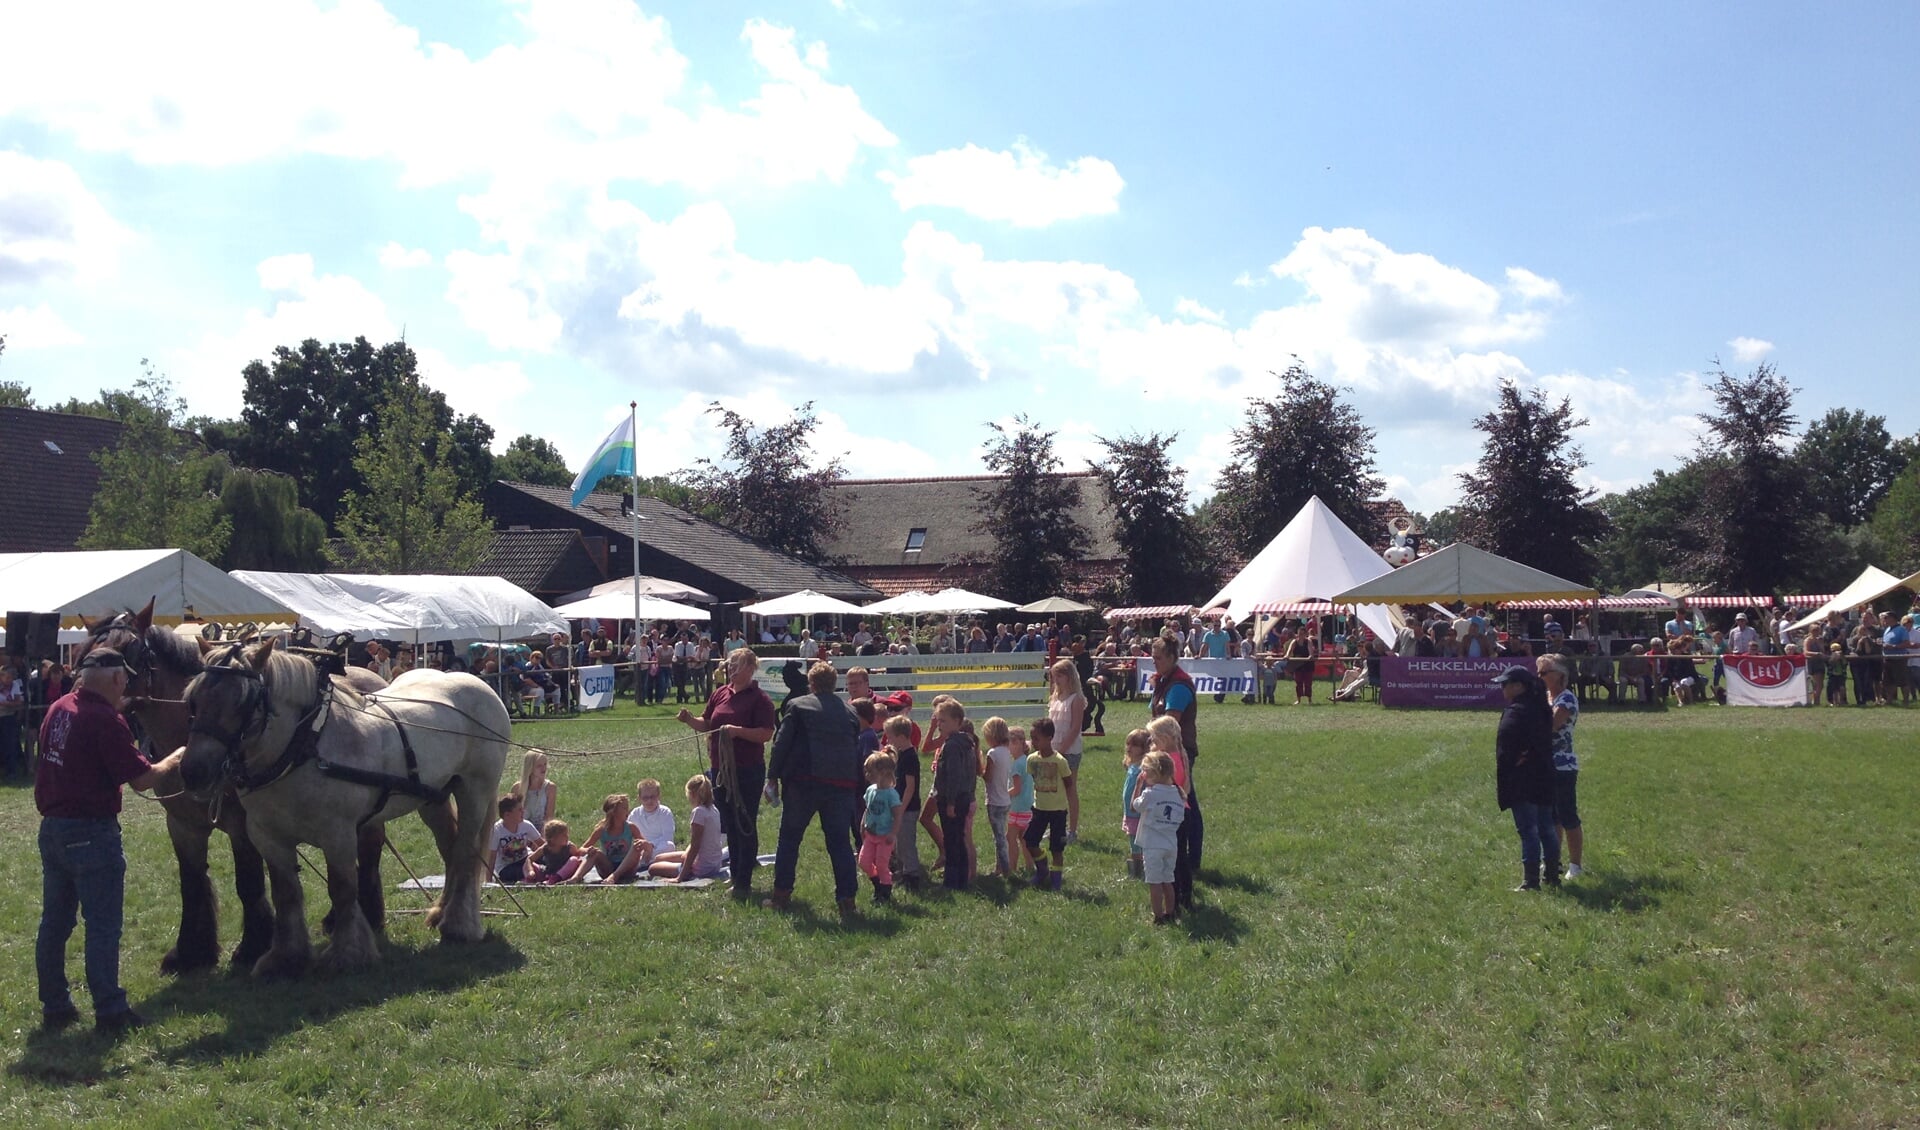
[1492,664,1558,891]
[35,648,183,1034]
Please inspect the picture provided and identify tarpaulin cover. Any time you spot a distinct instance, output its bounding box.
[0,549,293,629]
[231,571,566,642]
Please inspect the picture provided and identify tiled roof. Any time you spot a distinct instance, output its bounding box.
[488,481,878,603]
[0,407,127,552]
[467,529,606,597]
[823,473,1121,567]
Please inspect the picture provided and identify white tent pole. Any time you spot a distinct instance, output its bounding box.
[629,399,641,644]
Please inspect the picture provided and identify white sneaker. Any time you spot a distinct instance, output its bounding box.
[1565,864,1584,879]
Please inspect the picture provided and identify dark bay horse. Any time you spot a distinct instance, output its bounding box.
[80,601,389,973]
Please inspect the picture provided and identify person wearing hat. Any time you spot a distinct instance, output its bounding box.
[1727,613,1758,656]
[1492,664,1558,891]
[35,648,185,1033]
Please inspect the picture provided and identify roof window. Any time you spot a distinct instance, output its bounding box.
[904,528,927,552]
[44,440,64,455]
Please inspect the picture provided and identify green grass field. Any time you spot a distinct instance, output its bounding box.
[3,697,1916,1127]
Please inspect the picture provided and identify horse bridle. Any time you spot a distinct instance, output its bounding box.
[86,613,156,698]
[187,644,275,784]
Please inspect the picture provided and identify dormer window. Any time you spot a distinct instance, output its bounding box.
[44,440,64,454]
[904,528,927,552]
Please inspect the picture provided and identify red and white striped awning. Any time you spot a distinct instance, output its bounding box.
[1777,595,1835,609]
[1684,595,1773,608]
[1249,601,1353,616]
[1104,605,1195,621]
[1499,599,1595,610]
[1596,596,1674,610]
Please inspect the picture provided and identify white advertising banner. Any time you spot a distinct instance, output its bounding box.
[1725,654,1806,707]
[1134,658,1259,698]
[576,664,617,711]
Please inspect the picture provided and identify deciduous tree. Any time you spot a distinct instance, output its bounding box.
[1090,430,1213,605]
[1456,381,1606,583]
[1211,363,1383,555]
[1589,459,1718,592]
[1870,456,1920,575]
[973,415,1090,602]
[495,434,572,487]
[1683,362,1819,594]
[218,467,327,571]
[1792,408,1914,529]
[680,402,850,561]
[330,372,494,573]
[79,364,231,559]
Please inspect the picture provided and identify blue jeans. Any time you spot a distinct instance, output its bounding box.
[1510,802,1560,870]
[37,817,130,1018]
[771,780,860,901]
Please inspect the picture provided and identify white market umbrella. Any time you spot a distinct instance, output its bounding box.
[919,586,1017,613]
[1014,596,1095,614]
[862,590,934,614]
[558,575,716,605]
[740,590,869,617]
[551,593,710,622]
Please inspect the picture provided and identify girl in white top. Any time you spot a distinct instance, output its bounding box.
[513,750,557,829]
[980,717,1015,879]
[651,775,726,881]
[1046,659,1086,772]
[627,776,677,856]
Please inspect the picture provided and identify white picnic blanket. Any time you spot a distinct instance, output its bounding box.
[398,854,776,891]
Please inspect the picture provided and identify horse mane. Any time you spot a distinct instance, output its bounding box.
[259,647,367,714]
[146,624,206,678]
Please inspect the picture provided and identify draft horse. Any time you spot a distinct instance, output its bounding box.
[80,602,389,973]
[180,637,508,975]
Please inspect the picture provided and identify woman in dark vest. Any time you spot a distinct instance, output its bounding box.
[1493,664,1559,890]
[1149,633,1203,910]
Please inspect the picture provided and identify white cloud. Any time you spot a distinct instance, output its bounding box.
[0,152,130,286]
[1232,271,1265,288]
[0,5,893,196]
[1729,336,1774,362]
[1174,298,1225,324]
[883,140,1123,227]
[1505,266,1564,303]
[0,303,84,348]
[169,254,398,418]
[378,242,433,270]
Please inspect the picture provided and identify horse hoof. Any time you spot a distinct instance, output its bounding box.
[160,946,219,976]
[229,942,271,971]
[251,949,309,980]
[316,945,378,974]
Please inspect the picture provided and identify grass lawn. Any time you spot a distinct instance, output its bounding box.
[2,695,1916,1127]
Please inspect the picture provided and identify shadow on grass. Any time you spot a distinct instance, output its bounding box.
[1195,867,1272,896]
[1560,871,1685,914]
[1179,902,1249,944]
[784,900,908,938]
[9,933,526,1083]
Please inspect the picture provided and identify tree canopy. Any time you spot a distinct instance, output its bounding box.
[330,372,494,573]
[79,365,231,560]
[1682,363,1820,594]
[1456,380,1606,583]
[679,402,850,562]
[204,337,494,530]
[1090,430,1213,605]
[217,467,328,572]
[1792,408,1916,529]
[1211,363,1383,555]
[973,415,1090,603]
[1870,455,1920,576]
[495,433,572,488]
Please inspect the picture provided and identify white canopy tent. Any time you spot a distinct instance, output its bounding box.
[230,571,567,643]
[739,590,869,617]
[551,593,711,622]
[0,549,294,629]
[558,575,716,605]
[1201,497,1400,643]
[1333,542,1598,606]
[1787,566,1906,631]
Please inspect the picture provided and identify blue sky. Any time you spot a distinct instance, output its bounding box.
[3,1,1915,517]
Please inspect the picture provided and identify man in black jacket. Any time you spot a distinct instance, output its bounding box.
[764,662,864,917]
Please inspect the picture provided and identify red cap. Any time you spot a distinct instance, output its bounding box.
[884,691,914,709]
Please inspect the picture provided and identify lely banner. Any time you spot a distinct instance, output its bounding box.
[576,664,617,711]
[1135,658,1258,698]
[1725,653,1806,707]
[1379,656,1511,708]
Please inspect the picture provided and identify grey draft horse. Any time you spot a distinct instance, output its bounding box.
[179,637,508,976]
[79,602,390,973]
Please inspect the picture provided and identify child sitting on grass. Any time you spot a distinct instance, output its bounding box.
[487,793,545,884]
[1006,725,1034,877]
[1121,729,1150,879]
[1024,717,1077,891]
[526,819,584,884]
[571,794,647,883]
[1131,751,1186,924]
[650,775,726,882]
[628,777,676,858]
[859,751,903,902]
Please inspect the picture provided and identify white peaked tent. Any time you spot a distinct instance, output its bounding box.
[231,572,567,642]
[1787,565,1905,631]
[1202,497,1399,642]
[1333,542,1597,605]
[0,549,293,628]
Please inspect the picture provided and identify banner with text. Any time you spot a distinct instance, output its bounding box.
[1135,658,1259,698]
[1379,656,1511,708]
[576,664,617,711]
[1725,653,1806,707]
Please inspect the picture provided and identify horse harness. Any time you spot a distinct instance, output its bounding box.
[191,650,453,824]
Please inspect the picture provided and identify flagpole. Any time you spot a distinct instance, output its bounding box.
[629,400,641,647]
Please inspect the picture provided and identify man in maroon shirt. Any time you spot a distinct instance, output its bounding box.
[36,648,182,1034]
[676,647,776,896]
